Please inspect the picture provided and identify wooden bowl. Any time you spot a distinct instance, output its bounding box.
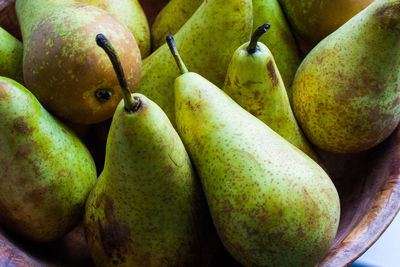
[1,0,400,266]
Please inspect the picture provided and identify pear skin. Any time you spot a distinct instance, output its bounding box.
[293,0,400,153]
[16,0,142,124]
[151,0,203,50]
[0,27,23,84]
[278,0,374,45]
[0,76,97,242]
[138,0,252,124]
[168,36,340,267]
[253,0,301,91]
[223,25,320,164]
[76,0,151,57]
[84,34,218,267]
[85,95,218,266]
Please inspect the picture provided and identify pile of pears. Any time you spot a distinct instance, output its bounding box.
[0,0,399,266]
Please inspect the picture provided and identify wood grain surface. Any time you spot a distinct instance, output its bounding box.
[1,0,400,266]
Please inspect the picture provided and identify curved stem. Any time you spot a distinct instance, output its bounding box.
[247,23,271,54]
[166,35,189,75]
[96,33,139,112]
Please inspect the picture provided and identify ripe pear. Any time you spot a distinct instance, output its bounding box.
[223,24,319,164]
[0,27,23,84]
[0,76,97,242]
[151,0,203,50]
[293,0,400,154]
[138,0,252,124]
[253,0,301,91]
[76,0,150,57]
[168,35,340,267]
[16,0,142,124]
[278,0,374,45]
[84,34,218,267]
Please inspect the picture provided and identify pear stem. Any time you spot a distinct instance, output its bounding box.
[166,35,189,74]
[247,24,271,54]
[95,33,140,113]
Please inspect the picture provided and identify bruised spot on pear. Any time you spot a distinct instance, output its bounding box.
[14,116,33,134]
[267,60,279,86]
[97,193,131,261]
[374,2,400,30]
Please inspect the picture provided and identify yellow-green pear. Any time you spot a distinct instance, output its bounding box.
[278,0,374,45]
[0,76,97,242]
[223,24,319,163]
[0,27,23,84]
[293,0,400,153]
[76,0,150,57]
[151,0,203,50]
[253,0,301,91]
[151,0,300,91]
[168,35,340,267]
[138,0,252,124]
[84,34,218,267]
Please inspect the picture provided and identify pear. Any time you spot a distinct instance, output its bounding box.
[252,0,301,91]
[138,0,252,124]
[76,0,150,57]
[16,0,142,124]
[151,0,203,50]
[223,24,319,164]
[151,0,300,90]
[84,34,218,267]
[278,0,374,45]
[0,27,23,84]
[0,76,97,242]
[168,35,340,267]
[293,0,400,154]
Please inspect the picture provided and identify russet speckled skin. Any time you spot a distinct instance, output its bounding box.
[175,73,340,266]
[0,77,97,242]
[253,0,301,92]
[293,0,400,154]
[138,0,252,124]
[151,0,204,50]
[223,42,320,164]
[278,0,374,45]
[0,27,23,84]
[84,94,218,267]
[152,0,300,91]
[76,0,151,58]
[16,0,142,124]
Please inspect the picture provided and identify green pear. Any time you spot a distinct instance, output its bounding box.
[151,0,300,91]
[0,76,97,242]
[168,35,340,267]
[252,0,301,91]
[293,0,400,153]
[223,24,319,164]
[76,0,150,57]
[278,0,374,45]
[151,0,203,50]
[138,0,252,124]
[0,27,23,84]
[16,0,142,124]
[84,34,218,267]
